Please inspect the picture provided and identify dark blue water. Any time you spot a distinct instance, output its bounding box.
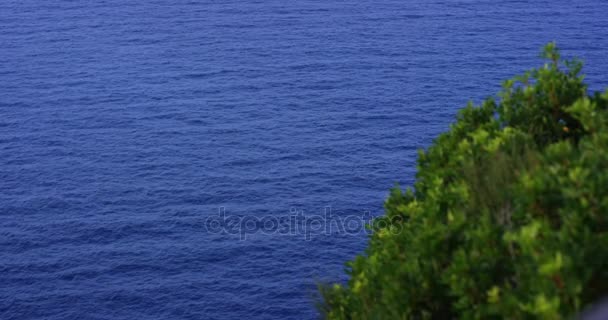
[1,0,607,319]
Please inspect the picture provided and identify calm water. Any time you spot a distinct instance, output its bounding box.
[1,0,607,319]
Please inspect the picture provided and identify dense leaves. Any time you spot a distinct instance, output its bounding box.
[319,44,608,319]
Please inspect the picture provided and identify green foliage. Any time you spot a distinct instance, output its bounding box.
[319,43,608,319]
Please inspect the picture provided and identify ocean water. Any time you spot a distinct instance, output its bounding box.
[1,0,607,319]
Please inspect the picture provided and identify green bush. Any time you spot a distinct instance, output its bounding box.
[319,43,608,319]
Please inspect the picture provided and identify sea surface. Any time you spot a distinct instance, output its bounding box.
[1,0,607,319]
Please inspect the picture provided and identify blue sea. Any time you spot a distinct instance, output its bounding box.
[1,0,607,319]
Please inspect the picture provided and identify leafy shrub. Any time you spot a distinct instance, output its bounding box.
[319,43,608,319]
